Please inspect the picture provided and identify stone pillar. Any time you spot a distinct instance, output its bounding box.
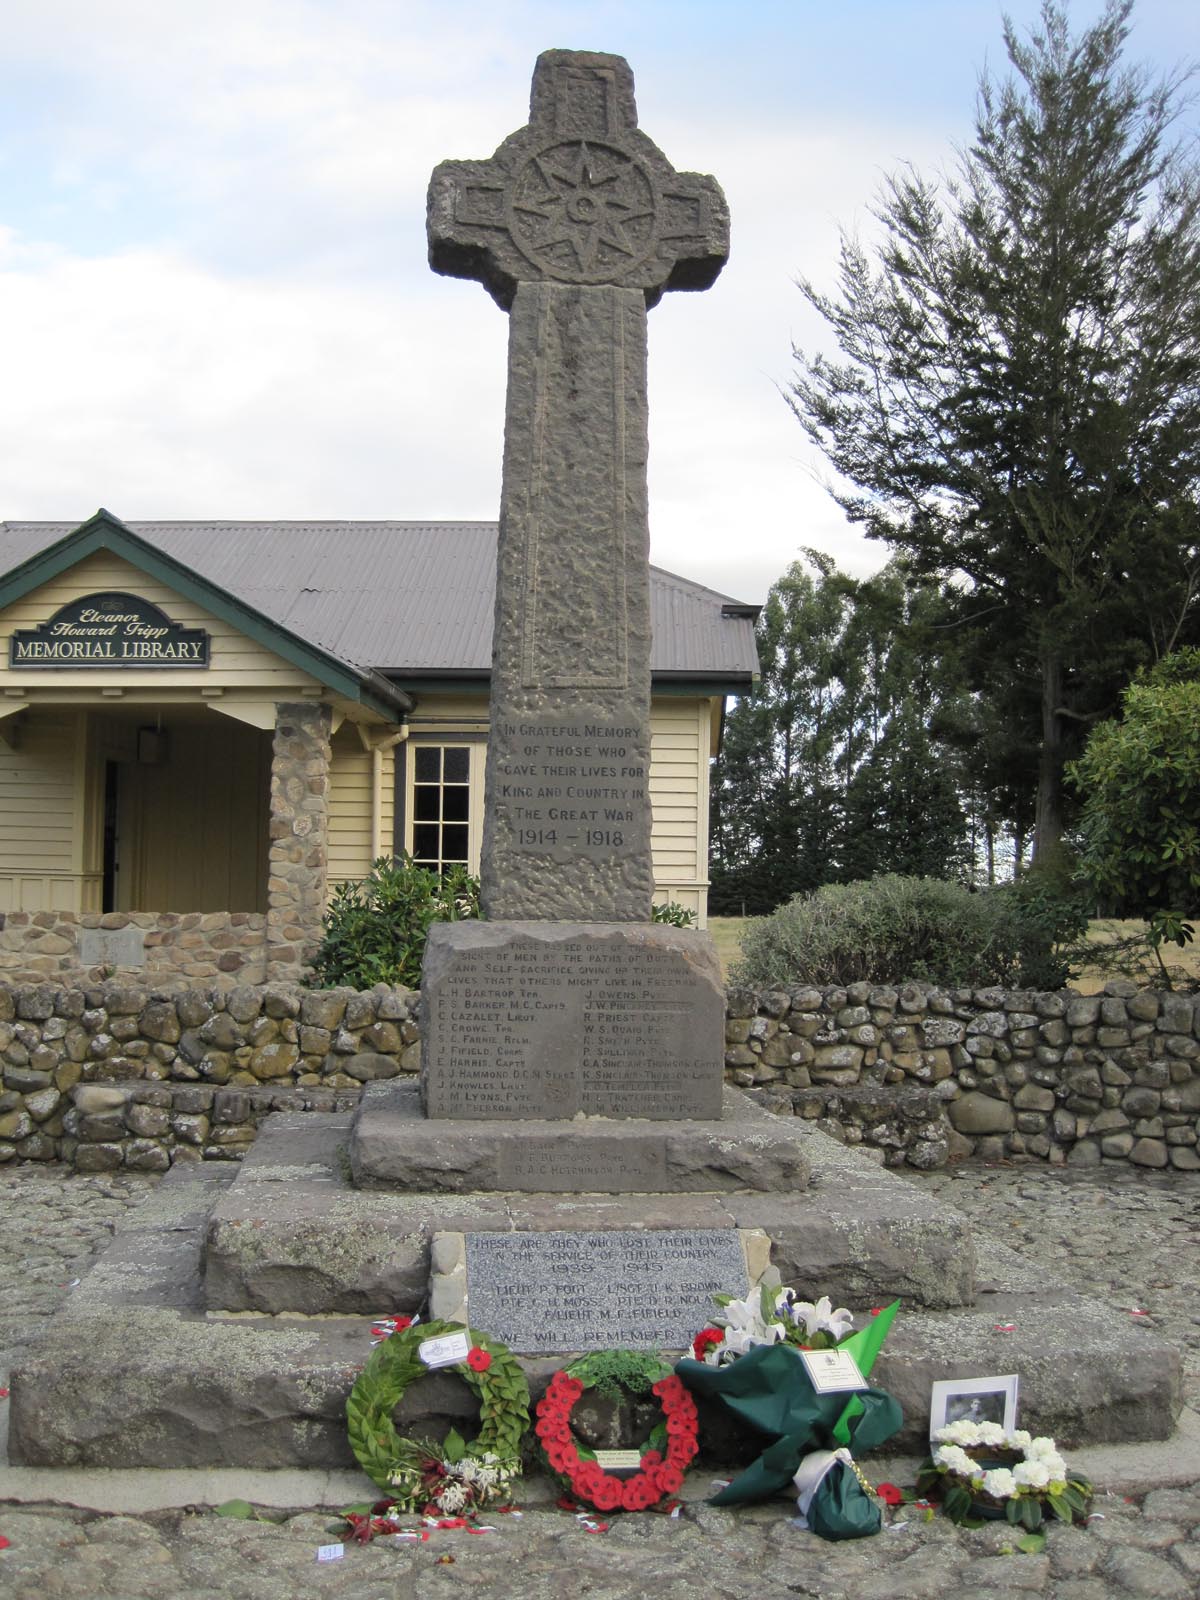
[428,48,728,923]
[266,702,332,981]
[417,51,730,1120]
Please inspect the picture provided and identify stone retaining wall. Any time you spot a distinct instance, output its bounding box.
[0,912,271,986]
[1,976,1198,1173]
[0,981,418,1168]
[726,980,1200,1173]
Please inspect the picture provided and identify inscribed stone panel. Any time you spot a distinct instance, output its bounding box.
[464,1228,749,1351]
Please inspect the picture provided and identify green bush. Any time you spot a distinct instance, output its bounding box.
[651,901,697,927]
[731,873,1087,991]
[1068,648,1200,955]
[308,855,480,990]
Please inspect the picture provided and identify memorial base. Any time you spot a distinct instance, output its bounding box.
[349,1080,811,1193]
[7,1128,1182,1468]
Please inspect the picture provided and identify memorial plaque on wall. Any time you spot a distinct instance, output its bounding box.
[464,1229,750,1353]
[420,924,725,1121]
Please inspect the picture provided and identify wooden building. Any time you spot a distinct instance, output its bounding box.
[0,512,757,983]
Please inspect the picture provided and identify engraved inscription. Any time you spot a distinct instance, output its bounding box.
[581,1002,714,1117]
[492,713,649,865]
[497,1136,667,1192]
[422,936,724,1121]
[465,1229,749,1352]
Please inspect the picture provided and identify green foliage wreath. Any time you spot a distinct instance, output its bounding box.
[346,1319,531,1492]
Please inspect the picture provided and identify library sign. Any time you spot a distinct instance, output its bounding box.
[9,592,210,668]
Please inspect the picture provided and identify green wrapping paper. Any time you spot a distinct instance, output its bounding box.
[675,1300,902,1505]
[807,1459,883,1540]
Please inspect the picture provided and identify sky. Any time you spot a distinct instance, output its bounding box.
[1,1,1197,605]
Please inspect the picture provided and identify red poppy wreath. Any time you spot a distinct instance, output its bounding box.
[534,1351,700,1513]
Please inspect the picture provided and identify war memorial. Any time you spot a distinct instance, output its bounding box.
[5,50,1186,1509]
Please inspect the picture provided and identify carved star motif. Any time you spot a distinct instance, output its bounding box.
[509,140,655,280]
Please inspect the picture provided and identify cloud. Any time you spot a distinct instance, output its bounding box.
[0,236,507,521]
[3,2,1193,604]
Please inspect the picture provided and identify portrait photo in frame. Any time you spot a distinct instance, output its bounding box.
[929,1374,1019,1439]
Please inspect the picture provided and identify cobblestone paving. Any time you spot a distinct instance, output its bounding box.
[0,1158,1197,1598]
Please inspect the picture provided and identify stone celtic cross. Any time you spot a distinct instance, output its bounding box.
[429,49,728,922]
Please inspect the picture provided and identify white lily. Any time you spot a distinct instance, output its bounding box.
[787,1294,854,1342]
[436,1482,468,1513]
[717,1293,784,1352]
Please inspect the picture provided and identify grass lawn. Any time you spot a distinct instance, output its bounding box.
[1072,918,1200,995]
[707,916,749,981]
[707,914,1199,992]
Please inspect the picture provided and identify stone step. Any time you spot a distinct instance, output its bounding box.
[8,1159,1180,1468]
[876,1229,1183,1449]
[203,1110,975,1315]
[349,1080,811,1193]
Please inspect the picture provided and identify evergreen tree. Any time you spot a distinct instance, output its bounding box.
[709,554,970,912]
[789,0,1200,864]
[709,553,849,914]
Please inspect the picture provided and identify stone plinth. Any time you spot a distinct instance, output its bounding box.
[9,1142,1183,1466]
[419,920,725,1120]
[350,1080,810,1192]
[208,1112,972,1317]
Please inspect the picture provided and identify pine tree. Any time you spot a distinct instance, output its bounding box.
[789,0,1200,863]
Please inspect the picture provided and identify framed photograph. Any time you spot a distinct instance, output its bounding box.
[929,1374,1019,1438]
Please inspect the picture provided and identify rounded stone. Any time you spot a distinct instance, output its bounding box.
[1012,1084,1055,1112]
[74,1142,124,1172]
[24,1086,62,1122]
[947,1092,1014,1135]
[1130,1137,1169,1168]
[342,1052,400,1082]
[73,1085,128,1114]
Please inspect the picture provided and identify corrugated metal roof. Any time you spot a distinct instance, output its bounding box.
[0,520,759,684]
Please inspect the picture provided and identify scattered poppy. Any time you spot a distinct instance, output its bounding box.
[877,1482,904,1506]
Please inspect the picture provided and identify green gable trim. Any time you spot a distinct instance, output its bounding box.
[0,509,411,721]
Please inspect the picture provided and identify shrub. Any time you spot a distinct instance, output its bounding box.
[731,873,1087,991]
[308,855,480,990]
[651,901,697,927]
[1068,648,1200,958]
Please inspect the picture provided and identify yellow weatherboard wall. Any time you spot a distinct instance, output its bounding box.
[328,725,397,888]
[400,691,716,923]
[0,709,82,911]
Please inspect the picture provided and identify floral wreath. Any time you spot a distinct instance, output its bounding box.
[346,1317,531,1498]
[917,1421,1092,1530]
[534,1350,699,1513]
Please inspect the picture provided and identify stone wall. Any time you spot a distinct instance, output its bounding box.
[1,975,1198,1174]
[0,981,418,1168]
[725,980,1200,1173]
[0,912,270,987]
